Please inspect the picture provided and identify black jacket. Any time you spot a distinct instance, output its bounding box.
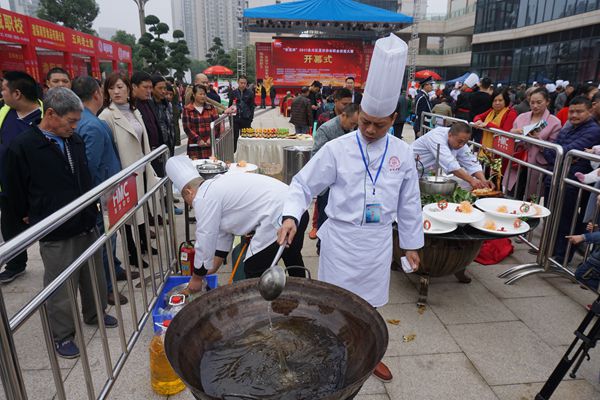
[5,126,97,241]
[469,91,492,121]
[289,95,313,127]
[228,88,255,121]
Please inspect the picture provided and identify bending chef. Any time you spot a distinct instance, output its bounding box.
[165,156,308,292]
[412,122,493,190]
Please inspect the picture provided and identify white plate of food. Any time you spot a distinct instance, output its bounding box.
[474,198,538,218]
[528,204,551,218]
[423,201,485,225]
[470,216,530,236]
[422,215,457,235]
[227,161,258,173]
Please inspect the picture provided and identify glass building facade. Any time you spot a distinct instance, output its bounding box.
[474,0,599,33]
[471,0,600,84]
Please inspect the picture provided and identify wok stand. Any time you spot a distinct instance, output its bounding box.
[393,219,539,305]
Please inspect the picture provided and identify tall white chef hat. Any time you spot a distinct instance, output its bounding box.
[464,73,479,88]
[555,79,564,87]
[563,80,569,87]
[546,83,556,93]
[361,34,408,118]
[165,155,202,193]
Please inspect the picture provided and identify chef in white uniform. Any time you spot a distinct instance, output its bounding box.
[277,34,423,383]
[412,122,493,189]
[165,156,309,292]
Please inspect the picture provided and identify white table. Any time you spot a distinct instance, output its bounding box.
[235,137,313,180]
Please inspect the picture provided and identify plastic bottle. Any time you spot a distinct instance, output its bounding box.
[149,320,185,395]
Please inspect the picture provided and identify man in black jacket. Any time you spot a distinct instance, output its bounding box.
[229,75,255,151]
[413,76,433,137]
[5,87,116,359]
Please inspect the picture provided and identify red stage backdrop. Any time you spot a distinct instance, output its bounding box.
[257,38,374,87]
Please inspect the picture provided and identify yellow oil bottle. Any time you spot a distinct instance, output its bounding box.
[150,321,185,395]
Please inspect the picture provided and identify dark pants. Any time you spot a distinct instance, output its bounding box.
[244,211,309,278]
[233,118,252,152]
[575,251,600,291]
[96,219,124,294]
[151,158,165,178]
[125,224,149,265]
[317,189,329,229]
[546,183,588,263]
[270,96,276,108]
[261,97,266,108]
[0,196,28,273]
[392,123,404,140]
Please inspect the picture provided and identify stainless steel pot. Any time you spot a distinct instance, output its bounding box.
[164,277,389,400]
[283,146,312,184]
[419,176,457,196]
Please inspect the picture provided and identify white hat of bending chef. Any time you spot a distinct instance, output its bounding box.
[555,80,564,87]
[464,73,479,88]
[361,34,408,118]
[546,83,556,93]
[166,155,202,193]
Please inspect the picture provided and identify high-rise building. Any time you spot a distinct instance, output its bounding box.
[171,0,200,59]
[172,0,246,60]
[8,0,40,16]
[398,0,475,79]
[471,0,600,84]
[98,27,119,41]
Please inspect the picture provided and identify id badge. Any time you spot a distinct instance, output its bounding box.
[365,203,382,224]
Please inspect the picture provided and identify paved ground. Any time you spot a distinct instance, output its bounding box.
[1,108,599,399]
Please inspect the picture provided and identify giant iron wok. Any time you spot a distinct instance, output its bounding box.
[164,277,389,400]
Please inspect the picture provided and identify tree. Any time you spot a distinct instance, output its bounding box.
[111,30,144,72]
[131,0,150,38]
[37,0,99,34]
[138,15,170,75]
[167,30,192,81]
[205,37,232,68]
[190,59,209,79]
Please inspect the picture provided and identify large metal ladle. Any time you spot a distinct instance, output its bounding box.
[258,244,287,301]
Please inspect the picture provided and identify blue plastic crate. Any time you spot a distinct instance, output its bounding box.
[151,274,218,332]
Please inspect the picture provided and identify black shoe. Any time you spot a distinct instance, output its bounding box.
[129,258,150,269]
[116,269,140,281]
[0,269,25,284]
[107,291,128,305]
[141,247,158,256]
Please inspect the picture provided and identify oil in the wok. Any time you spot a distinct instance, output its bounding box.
[199,316,347,399]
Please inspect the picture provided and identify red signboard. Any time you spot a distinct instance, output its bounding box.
[96,38,115,60]
[38,53,88,79]
[104,174,138,231]
[68,30,96,56]
[270,38,372,87]
[116,44,132,63]
[28,16,67,51]
[0,45,25,73]
[493,133,515,155]
[256,42,272,81]
[0,8,29,44]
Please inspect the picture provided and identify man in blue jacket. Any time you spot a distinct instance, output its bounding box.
[71,77,139,306]
[544,96,600,264]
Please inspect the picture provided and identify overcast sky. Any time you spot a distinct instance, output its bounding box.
[0,0,447,37]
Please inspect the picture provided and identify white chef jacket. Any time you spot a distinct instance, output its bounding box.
[192,173,288,271]
[411,126,482,176]
[283,130,424,307]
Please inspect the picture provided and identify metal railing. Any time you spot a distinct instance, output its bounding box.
[419,112,564,284]
[544,150,600,294]
[210,114,235,162]
[420,45,472,56]
[0,145,178,400]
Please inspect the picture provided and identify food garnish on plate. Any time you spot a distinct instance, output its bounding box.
[455,201,473,213]
[496,205,508,213]
[423,219,432,231]
[237,160,247,167]
[483,220,496,230]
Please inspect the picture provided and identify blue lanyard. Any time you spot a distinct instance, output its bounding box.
[356,133,389,196]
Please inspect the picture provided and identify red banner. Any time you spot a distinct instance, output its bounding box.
[104,174,138,231]
[28,16,67,51]
[68,30,96,56]
[0,45,25,73]
[493,134,515,155]
[256,42,272,81]
[0,8,29,44]
[270,38,371,87]
[116,44,132,63]
[95,38,116,60]
[38,53,88,80]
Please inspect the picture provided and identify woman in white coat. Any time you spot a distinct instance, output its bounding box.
[99,72,160,268]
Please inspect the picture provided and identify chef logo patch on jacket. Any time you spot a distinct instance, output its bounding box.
[388,156,402,173]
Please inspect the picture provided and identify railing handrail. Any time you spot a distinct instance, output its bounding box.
[0,145,169,267]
